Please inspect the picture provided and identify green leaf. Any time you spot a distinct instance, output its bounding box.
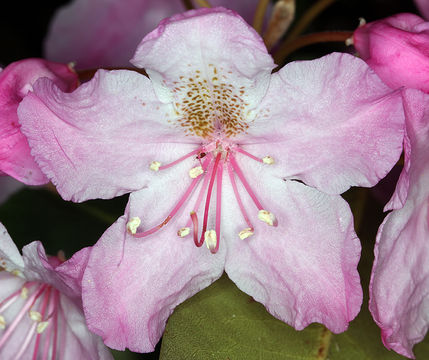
[160,274,429,360]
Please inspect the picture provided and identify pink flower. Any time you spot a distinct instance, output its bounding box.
[0,222,113,359]
[44,0,269,69]
[0,59,78,185]
[18,8,405,352]
[353,12,429,359]
[369,89,429,359]
[353,13,429,93]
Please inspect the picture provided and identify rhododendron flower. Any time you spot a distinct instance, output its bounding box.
[0,59,78,185]
[18,8,405,352]
[369,89,429,359]
[354,12,429,358]
[0,222,113,359]
[45,0,269,69]
[353,13,429,92]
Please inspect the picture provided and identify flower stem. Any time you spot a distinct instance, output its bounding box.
[273,31,353,64]
[284,0,338,42]
[181,0,193,10]
[253,0,271,34]
[194,0,211,8]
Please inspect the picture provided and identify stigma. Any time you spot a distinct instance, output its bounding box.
[127,140,277,254]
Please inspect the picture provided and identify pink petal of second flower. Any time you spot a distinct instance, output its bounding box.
[242,52,404,195]
[18,69,197,202]
[353,13,429,93]
[223,171,362,333]
[0,222,25,271]
[44,0,185,69]
[370,89,429,359]
[22,241,91,300]
[0,59,78,185]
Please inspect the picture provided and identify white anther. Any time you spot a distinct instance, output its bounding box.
[37,321,49,334]
[258,210,276,226]
[126,217,141,235]
[0,315,6,330]
[345,37,354,46]
[238,228,254,240]
[149,161,161,171]
[177,227,191,237]
[29,311,42,322]
[262,156,274,165]
[189,165,204,178]
[359,17,366,27]
[11,269,24,278]
[204,230,217,251]
[20,287,28,299]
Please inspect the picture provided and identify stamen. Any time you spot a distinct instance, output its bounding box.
[0,316,5,330]
[229,154,264,210]
[229,154,278,227]
[32,287,52,360]
[262,156,274,164]
[227,161,254,233]
[190,211,199,246]
[149,161,161,171]
[239,228,254,240]
[126,217,141,235]
[235,147,263,163]
[198,152,222,247]
[212,159,223,254]
[0,284,47,349]
[29,311,42,322]
[36,321,49,334]
[50,290,60,360]
[177,227,190,237]
[14,322,37,360]
[189,165,204,178]
[258,210,277,226]
[204,230,217,252]
[185,158,215,229]
[235,148,274,165]
[133,157,210,238]
[21,287,29,299]
[157,147,203,171]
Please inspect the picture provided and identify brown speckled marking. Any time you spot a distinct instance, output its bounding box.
[168,65,250,138]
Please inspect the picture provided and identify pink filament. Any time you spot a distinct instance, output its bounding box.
[235,147,263,163]
[0,283,47,349]
[229,154,264,210]
[158,148,203,170]
[198,152,222,246]
[50,290,60,360]
[133,157,210,238]
[14,322,37,359]
[0,282,37,313]
[190,211,199,247]
[227,162,254,230]
[185,158,214,229]
[32,287,52,360]
[212,160,223,254]
[41,290,56,360]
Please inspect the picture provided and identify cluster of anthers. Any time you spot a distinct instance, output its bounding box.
[0,275,62,358]
[126,140,277,254]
